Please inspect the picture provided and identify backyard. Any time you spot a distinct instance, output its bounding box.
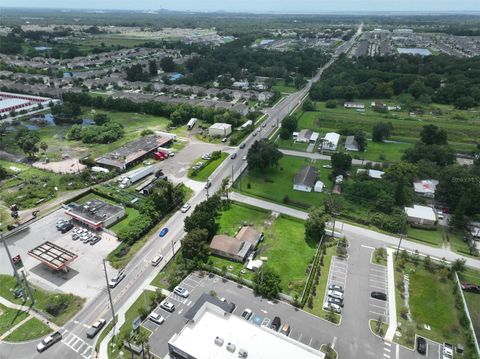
[235,155,332,210]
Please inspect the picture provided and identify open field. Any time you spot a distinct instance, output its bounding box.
[295,100,480,152]
[235,155,332,210]
[4,317,52,342]
[0,275,85,326]
[272,80,297,94]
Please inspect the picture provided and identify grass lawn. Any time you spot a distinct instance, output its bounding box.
[350,140,413,163]
[110,207,142,234]
[295,100,479,152]
[371,248,387,266]
[272,80,297,94]
[188,152,228,182]
[4,317,52,342]
[275,137,310,152]
[217,202,270,236]
[0,304,29,336]
[459,269,480,344]
[369,319,389,337]
[393,260,473,353]
[406,226,443,247]
[0,275,85,326]
[235,155,332,210]
[447,230,472,256]
[305,242,341,322]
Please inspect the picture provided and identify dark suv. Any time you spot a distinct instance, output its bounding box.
[270,316,281,331]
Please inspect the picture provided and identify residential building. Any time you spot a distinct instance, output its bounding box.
[314,181,325,193]
[344,102,365,109]
[357,169,385,179]
[209,226,263,262]
[413,179,439,198]
[320,132,340,151]
[209,123,232,137]
[293,166,318,192]
[296,129,320,144]
[232,103,249,116]
[371,100,386,109]
[345,136,359,151]
[168,301,325,359]
[404,205,437,227]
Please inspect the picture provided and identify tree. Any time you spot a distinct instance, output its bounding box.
[39,142,48,153]
[220,176,231,200]
[93,113,110,125]
[451,194,468,229]
[279,115,297,140]
[324,195,343,215]
[420,124,448,146]
[253,267,281,299]
[247,139,283,170]
[125,63,149,82]
[451,258,466,274]
[325,100,337,109]
[148,60,158,76]
[394,176,407,206]
[15,129,40,157]
[403,142,454,167]
[372,122,393,142]
[302,99,315,111]
[331,152,352,175]
[181,228,211,264]
[408,79,427,99]
[160,57,175,72]
[305,207,328,244]
[0,165,8,180]
[354,130,367,152]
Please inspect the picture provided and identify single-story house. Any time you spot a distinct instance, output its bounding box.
[371,100,386,109]
[321,132,340,151]
[357,169,385,179]
[404,205,436,228]
[296,129,319,144]
[293,166,318,192]
[209,226,263,262]
[345,136,359,152]
[413,179,439,198]
[314,180,325,193]
[208,123,232,137]
[469,222,480,241]
[344,102,365,109]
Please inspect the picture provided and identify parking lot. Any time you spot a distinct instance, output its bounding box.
[0,208,119,301]
[144,272,337,358]
[367,262,389,322]
[324,255,348,311]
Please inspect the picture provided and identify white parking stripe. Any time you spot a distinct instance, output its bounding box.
[369,310,387,316]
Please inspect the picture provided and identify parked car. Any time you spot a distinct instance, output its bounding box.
[37,331,62,352]
[181,203,191,213]
[230,153,237,159]
[371,292,387,301]
[239,143,246,149]
[174,286,189,298]
[160,300,175,312]
[148,312,165,325]
[59,221,73,233]
[262,122,267,128]
[328,290,344,300]
[461,283,480,293]
[242,155,247,161]
[201,154,211,160]
[442,343,453,359]
[151,255,163,266]
[252,132,257,137]
[416,336,427,355]
[279,324,291,336]
[328,284,343,292]
[241,309,252,320]
[108,271,126,288]
[55,219,67,230]
[221,137,228,143]
[270,316,281,331]
[159,227,169,237]
[204,181,212,189]
[327,296,344,307]
[86,319,106,338]
[89,236,102,245]
[323,302,342,313]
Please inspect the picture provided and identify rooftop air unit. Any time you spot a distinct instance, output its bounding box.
[226,343,236,353]
[238,349,248,358]
[214,336,224,346]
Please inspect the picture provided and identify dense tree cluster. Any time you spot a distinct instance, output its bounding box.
[310,55,480,109]
[15,128,40,157]
[247,139,283,170]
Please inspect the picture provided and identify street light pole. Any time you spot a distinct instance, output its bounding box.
[395,221,406,260]
[171,240,176,257]
[331,212,338,238]
[103,259,116,341]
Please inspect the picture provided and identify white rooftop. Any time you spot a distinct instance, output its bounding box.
[413,179,438,194]
[168,302,325,359]
[209,122,232,130]
[357,169,385,179]
[0,98,30,111]
[404,205,436,222]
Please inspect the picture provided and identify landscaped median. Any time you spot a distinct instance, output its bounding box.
[187,151,228,182]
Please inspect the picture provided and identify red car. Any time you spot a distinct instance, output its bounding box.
[461,283,480,293]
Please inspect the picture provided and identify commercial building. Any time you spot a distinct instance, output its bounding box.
[404,205,436,228]
[168,301,325,359]
[208,123,232,137]
[320,132,340,151]
[293,166,318,192]
[413,179,438,198]
[65,199,125,230]
[397,48,432,56]
[95,134,173,170]
[0,91,53,115]
[209,226,263,262]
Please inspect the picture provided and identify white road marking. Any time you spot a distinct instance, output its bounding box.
[261,309,268,314]
[385,342,391,347]
[332,336,337,349]
[383,354,390,358]
[298,333,303,342]
[396,343,400,358]
[384,348,391,353]
[369,310,387,316]
[361,244,375,250]
[178,309,183,315]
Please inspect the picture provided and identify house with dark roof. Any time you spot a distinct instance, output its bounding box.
[293,165,318,192]
[345,136,360,151]
[209,226,263,262]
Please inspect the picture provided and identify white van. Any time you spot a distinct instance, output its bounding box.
[151,255,163,266]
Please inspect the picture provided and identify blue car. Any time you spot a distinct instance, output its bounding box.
[159,227,169,237]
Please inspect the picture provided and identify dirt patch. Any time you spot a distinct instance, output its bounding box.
[32,158,86,174]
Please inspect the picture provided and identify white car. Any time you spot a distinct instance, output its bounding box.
[108,271,126,288]
[174,286,189,298]
[442,343,453,359]
[327,290,344,300]
[181,203,191,213]
[37,331,62,352]
[151,255,163,266]
[323,303,341,313]
[160,300,175,312]
[148,312,165,325]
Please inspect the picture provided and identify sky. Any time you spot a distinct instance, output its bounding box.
[1,0,479,13]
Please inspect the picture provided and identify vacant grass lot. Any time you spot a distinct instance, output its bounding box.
[394,261,472,352]
[4,317,52,342]
[235,155,332,210]
[406,226,443,247]
[272,80,297,94]
[296,101,479,151]
[0,275,85,326]
[275,137,310,152]
[188,152,228,182]
[0,304,29,336]
[351,140,412,163]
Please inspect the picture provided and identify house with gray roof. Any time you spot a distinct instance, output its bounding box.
[293,165,318,192]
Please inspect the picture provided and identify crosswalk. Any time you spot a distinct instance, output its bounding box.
[59,327,93,359]
[383,341,392,358]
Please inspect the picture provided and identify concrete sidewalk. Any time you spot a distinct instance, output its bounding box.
[384,248,397,342]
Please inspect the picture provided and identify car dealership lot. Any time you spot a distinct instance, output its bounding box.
[0,208,119,301]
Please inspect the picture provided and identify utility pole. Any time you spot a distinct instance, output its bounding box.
[21,271,35,305]
[1,231,21,284]
[331,212,339,238]
[103,259,116,341]
[395,221,407,260]
[171,240,176,257]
